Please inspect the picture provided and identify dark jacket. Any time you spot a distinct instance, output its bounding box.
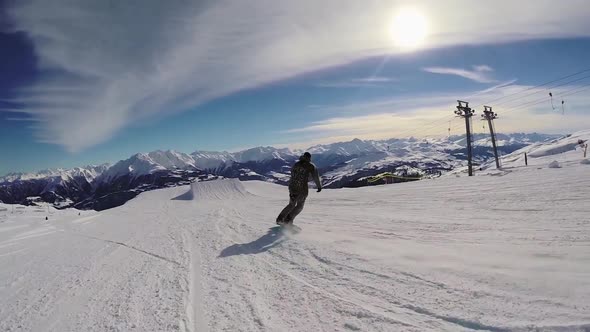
[289,157,321,194]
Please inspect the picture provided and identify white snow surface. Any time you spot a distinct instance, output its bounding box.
[480,130,590,172]
[2,163,590,331]
[174,178,251,201]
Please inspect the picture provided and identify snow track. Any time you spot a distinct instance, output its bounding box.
[1,162,590,331]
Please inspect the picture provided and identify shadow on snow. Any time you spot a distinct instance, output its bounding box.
[219,226,285,258]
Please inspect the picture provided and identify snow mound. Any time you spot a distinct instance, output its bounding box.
[581,159,590,165]
[480,130,590,170]
[178,179,250,201]
[528,142,580,158]
[527,131,588,158]
[548,160,562,168]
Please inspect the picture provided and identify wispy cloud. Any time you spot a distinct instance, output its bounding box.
[278,83,590,146]
[352,77,394,83]
[5,117,43,122]
[314,76,396,88]
[476,79,519,95]
[3,0,590,151]
[423,65,498,83]
[276,105,590,150]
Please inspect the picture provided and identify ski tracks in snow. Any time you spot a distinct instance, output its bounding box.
[199,204,420,331]
[177,223,207,332]
[2,170,590,331]
[191,178,590,332]
[1,199,191,331]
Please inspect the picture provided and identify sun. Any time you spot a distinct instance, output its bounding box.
[391,8,429,50]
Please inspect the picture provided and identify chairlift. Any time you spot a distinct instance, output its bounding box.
[561,100,565,115]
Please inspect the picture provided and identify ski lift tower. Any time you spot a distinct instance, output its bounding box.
[482,106,501,169]
[454,100,475,176]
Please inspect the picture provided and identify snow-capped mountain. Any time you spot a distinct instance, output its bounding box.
[190,151,236,171]
[0,151,206,211]
[1,165,109,184]
[82,151,208,210]
[146,132,559,191]
[190,146,294,172]
[0,164,110,208]
[232,146,293,163]
[96,150,198,184]
[0,133,561,210]
[308,138,383,156]
[207,133,558,188]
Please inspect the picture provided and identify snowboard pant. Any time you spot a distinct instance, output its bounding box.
[277,191,308,223]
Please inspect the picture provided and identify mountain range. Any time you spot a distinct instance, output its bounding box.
[0,133,560,210]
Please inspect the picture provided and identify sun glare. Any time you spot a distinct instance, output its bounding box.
[391,8,428,50]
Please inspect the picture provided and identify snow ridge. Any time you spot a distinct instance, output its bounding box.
[481,130,589,170]
[176,178,250,201]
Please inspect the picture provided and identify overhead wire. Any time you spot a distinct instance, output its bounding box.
[491,73,590,109]
[500,82,590,114]
[470,67,590,109]
[387,67,590,139]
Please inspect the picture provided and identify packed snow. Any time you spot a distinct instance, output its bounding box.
[548,160,562,168]
[1,143,589,331]
[478,130,589,172]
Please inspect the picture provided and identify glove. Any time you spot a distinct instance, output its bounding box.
[317,187,322,193]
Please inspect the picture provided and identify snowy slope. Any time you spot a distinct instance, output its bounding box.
[480,129,589,172]
[1,160,589,331]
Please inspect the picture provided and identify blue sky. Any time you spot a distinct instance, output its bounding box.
[1,0,590,175]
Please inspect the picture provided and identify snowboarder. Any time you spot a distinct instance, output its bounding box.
[276,152,322,225]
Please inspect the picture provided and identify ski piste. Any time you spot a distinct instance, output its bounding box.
[2,131,590,331]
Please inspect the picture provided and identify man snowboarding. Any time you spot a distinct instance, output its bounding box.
[276,152,322,225]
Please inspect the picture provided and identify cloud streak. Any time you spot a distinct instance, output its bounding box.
[278,83,590,146]
[423,65,498,83]
[314,76,396,88]
[3,0,590,151]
